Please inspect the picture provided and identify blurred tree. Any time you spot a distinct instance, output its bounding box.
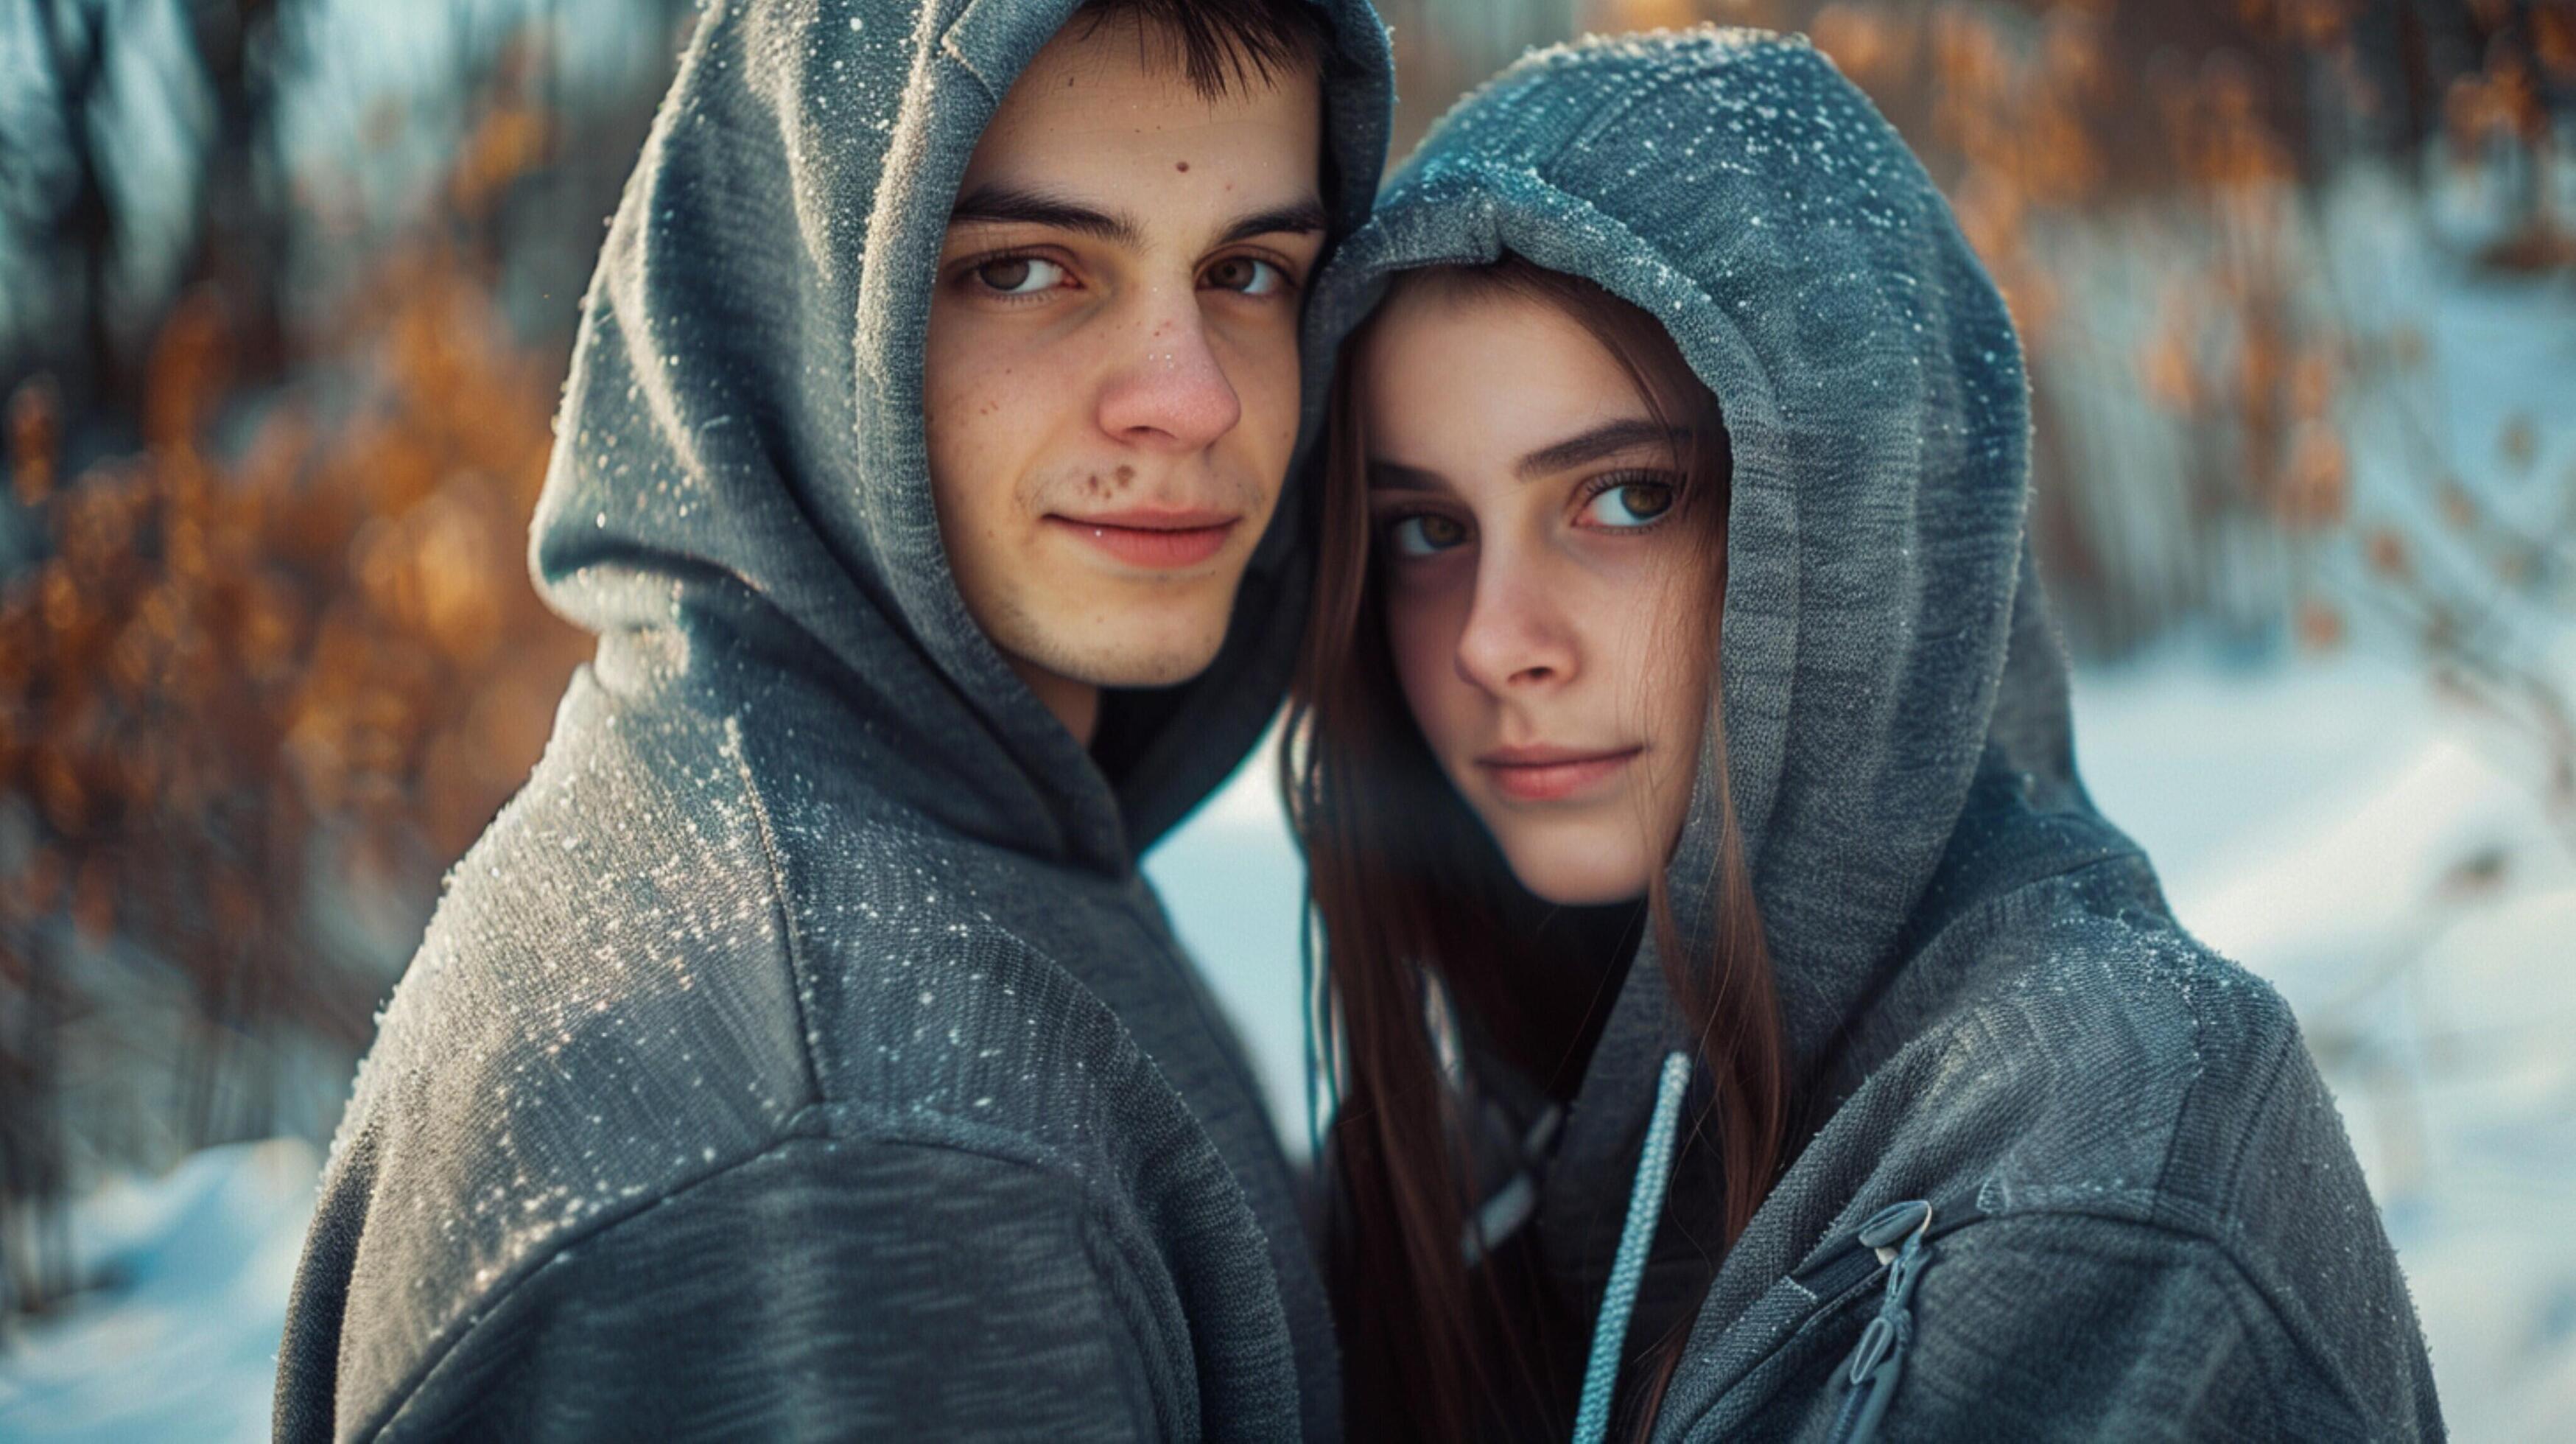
[2443,0,2576,270]
[0,0,302,459]
[0,1,684,1319]
[1383,0,1581,147]
[175,0,293,387]
[1,1,127,432]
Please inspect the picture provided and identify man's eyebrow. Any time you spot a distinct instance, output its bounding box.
[1515,419,1688,480]
[947,183,1143,247]
[1217,200,1329,245]
[948,185,1327,253]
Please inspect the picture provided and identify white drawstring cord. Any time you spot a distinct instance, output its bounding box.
[1571,1049,1693,1444]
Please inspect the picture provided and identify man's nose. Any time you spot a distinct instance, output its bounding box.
[1095,297,1243,452]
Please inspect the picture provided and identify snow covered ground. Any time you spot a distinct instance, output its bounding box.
[0,1139,317,1440]
[6,645,2558,1440]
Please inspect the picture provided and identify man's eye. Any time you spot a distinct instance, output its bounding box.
[973,256,1065,295]
[1204,256,1288,297]
[1386,512,1470,558]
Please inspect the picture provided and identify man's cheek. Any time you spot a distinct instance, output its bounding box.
[1237,373,1305,487]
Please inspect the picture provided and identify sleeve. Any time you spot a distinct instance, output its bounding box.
[369,1135,1180,1443]
[1833,1210,2421,1442]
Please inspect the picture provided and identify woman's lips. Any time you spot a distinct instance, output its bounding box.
[1475,745,1644,802]
[1045,509,1240,569]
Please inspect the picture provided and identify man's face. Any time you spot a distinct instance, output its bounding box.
[923,15,1324,737]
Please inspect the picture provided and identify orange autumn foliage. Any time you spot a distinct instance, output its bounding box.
[1,110,590,1057]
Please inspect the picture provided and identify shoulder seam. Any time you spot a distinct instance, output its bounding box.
[2197,1010,2301,1224]
[721,712,827,1107]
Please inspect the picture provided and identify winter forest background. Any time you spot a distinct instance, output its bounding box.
[1,0,2572,1436]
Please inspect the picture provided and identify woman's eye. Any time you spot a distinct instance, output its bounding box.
[1204,256,1288,297]
[1386,512,1470,558]
[1578,480,1675,529]
[972,256,1066,296]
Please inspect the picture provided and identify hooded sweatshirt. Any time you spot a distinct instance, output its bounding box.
[1305,29,2441,1441]
[273,1,1392,1438]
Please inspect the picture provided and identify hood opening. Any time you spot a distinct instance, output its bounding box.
[533,0,1394,872]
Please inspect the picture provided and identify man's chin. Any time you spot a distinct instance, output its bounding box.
[1004,618,1236,693]
[1064,637,1232,690]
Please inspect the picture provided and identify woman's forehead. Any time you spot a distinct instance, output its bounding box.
[1358,282,1656,480]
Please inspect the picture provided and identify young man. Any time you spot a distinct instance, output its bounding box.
[273,1,1391,1437]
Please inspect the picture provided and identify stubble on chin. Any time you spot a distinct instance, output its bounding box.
[979,560,1244,691]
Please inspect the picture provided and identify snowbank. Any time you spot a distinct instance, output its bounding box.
[0,1140,320,1441]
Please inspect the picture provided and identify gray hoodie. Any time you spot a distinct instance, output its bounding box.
[1306,29,2441,1441]
[273,1,1391,1439]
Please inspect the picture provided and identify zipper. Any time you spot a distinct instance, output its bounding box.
[1788,1190,1987,1299]
[1794,1193,1987,1444]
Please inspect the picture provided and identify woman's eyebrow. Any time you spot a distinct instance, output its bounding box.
[1514,418,1688,479]
[1365,460,1448,493]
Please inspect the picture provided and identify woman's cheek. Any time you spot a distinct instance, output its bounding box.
[1384,578,1471,750]
[1638,562,1716,843]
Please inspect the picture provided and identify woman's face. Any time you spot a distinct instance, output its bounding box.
[1359,281,1716,906]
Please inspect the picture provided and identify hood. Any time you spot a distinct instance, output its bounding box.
[532,0,1395,874]
[1308,26,2087,1294]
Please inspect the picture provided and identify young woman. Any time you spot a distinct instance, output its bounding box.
[1285,29,2442,1443]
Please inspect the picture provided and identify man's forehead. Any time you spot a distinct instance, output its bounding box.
[1013,29,1260,113]
[1014,7,1321,111]
[951,36,1323,248]
[963,14,1321,178]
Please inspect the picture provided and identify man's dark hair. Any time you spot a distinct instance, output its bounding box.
[1075,0,1334,98]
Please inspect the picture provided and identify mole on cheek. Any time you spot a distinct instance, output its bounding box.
[1175,161,1190,172]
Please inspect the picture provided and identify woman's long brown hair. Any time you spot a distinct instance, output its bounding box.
[1283,256,1789,1442]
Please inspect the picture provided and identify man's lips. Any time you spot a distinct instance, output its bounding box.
[1045,508,1241,570]
[1475,744,1645,802]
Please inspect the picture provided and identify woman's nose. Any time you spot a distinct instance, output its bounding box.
[1453,553,1578,695]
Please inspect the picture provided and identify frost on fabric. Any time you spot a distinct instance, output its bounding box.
[331,704,799,1329]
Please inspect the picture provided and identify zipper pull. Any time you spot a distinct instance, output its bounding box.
[1827,1200,1934,1444]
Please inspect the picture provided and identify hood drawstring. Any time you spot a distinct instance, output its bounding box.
[1571,1049,1694,1444]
